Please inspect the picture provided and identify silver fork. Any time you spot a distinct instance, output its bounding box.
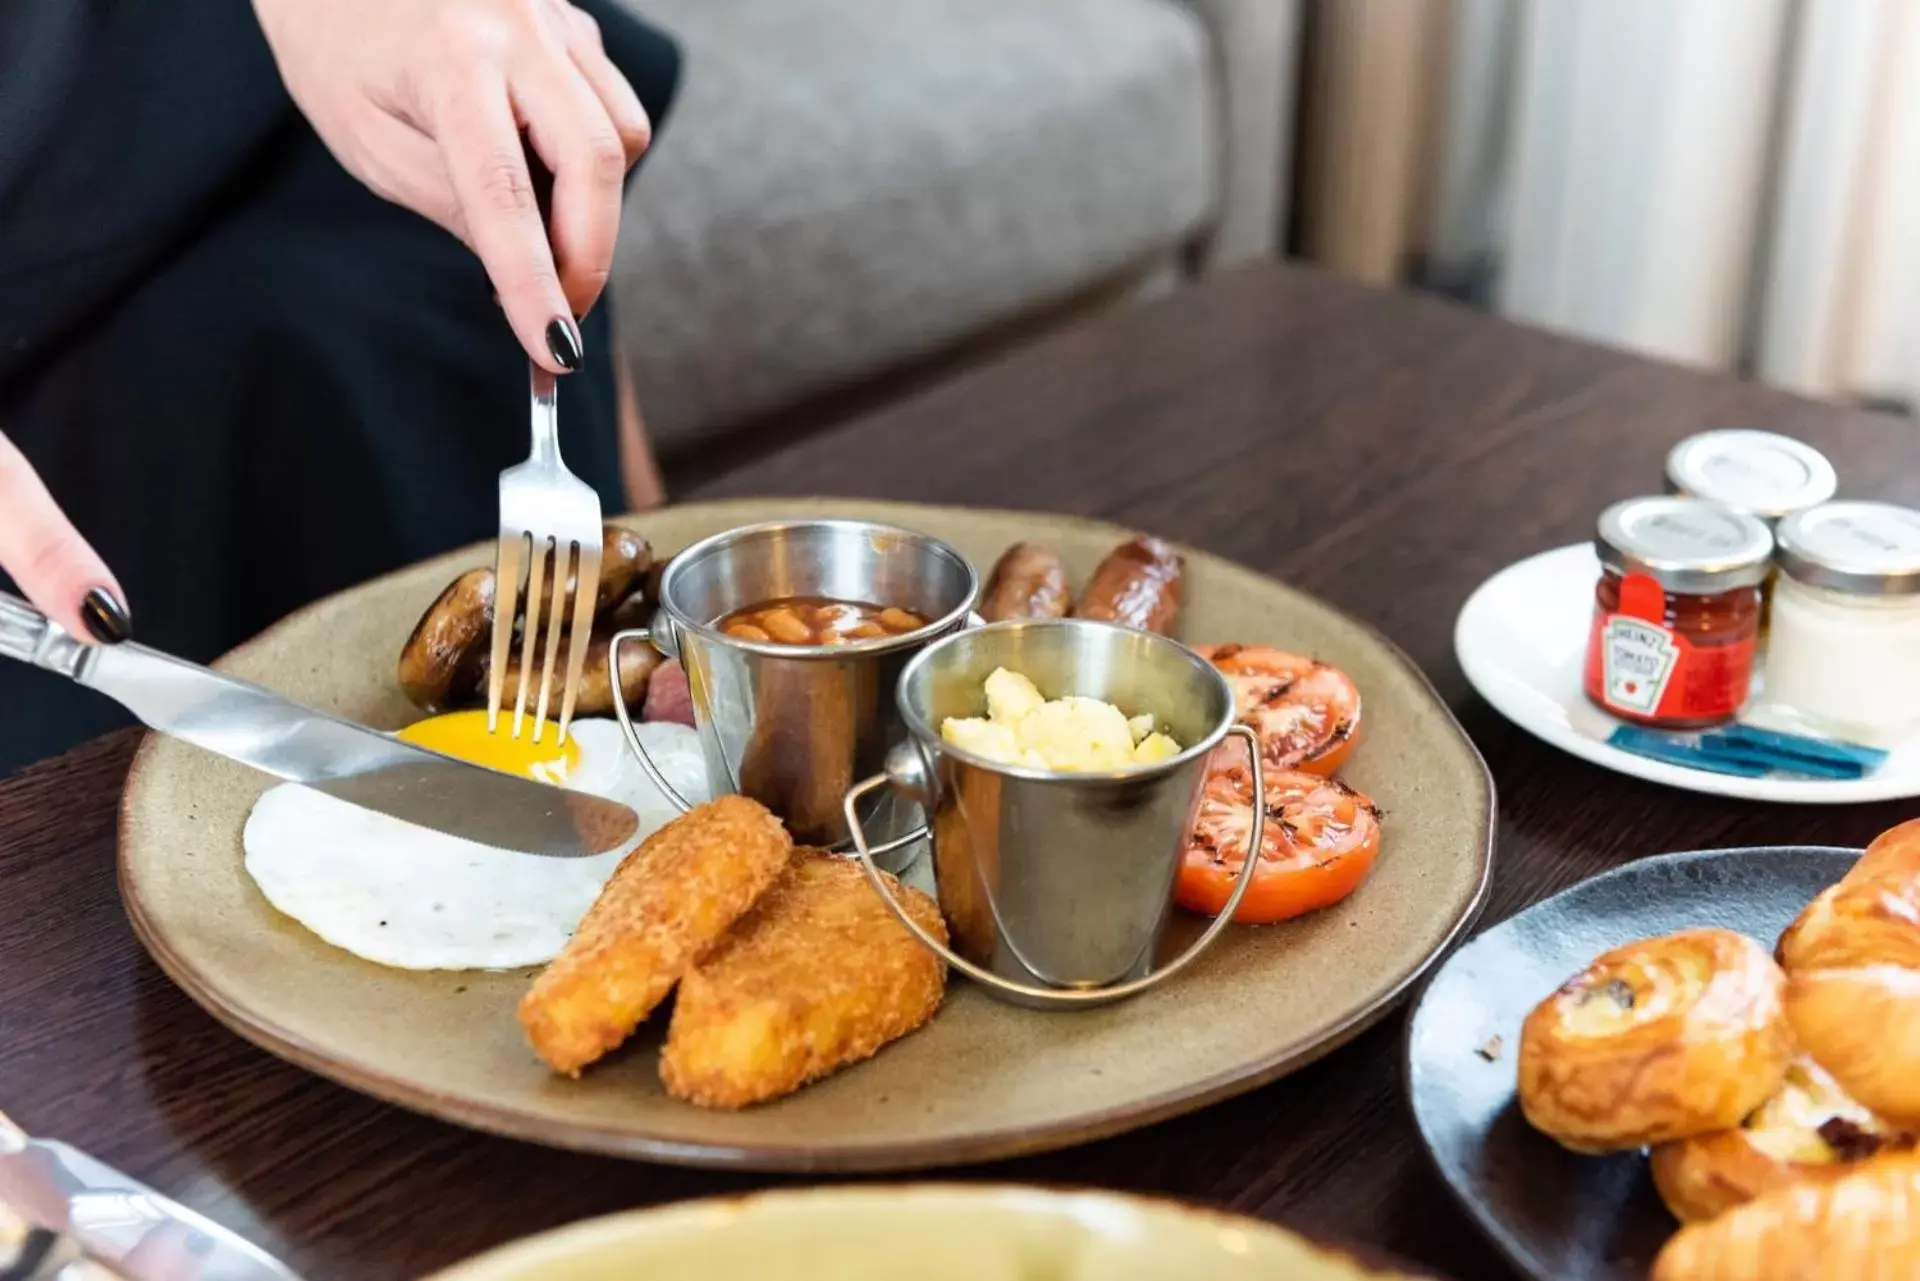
[488,362,602,745]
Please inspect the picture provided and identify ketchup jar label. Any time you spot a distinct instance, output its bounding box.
[1596,616,1679,716]
[1581,570,1759,728]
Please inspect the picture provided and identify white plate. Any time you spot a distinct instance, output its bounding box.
[1454,544,1920,803]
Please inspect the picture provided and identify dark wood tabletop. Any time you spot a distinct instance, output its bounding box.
[3,264,1916,1280]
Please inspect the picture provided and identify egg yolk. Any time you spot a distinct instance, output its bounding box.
[397,709,580,785]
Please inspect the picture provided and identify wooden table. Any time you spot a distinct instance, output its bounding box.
[3,266,1915,1280]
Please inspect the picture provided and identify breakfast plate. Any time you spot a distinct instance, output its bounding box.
[425,1184,1441,1280]
[1404,844,1859,1281]
[1455,544,1920,804]
[119,498,1493,1170]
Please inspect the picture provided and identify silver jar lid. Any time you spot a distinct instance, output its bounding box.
[1664,429,1838,520]
[1774,501,1920,596]
[1595,497,1775,594]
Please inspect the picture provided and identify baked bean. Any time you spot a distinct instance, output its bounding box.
[716,596,928,647]
[760,609,814,644]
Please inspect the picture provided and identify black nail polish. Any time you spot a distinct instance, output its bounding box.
[545,317,583,372]
[81,586,131,644]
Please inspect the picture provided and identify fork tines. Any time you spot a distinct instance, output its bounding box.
[487,531,601,744]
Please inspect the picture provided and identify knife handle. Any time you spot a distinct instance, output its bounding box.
[0,593,92,681]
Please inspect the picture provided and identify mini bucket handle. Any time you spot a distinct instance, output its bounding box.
[844,723,1266,1011]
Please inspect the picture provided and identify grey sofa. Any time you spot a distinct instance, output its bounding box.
[610,0,1298,461]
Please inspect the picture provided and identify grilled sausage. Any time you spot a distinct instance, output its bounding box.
[487,630,660,717]
[979,543,1071,622]
[1073,535,1184,634]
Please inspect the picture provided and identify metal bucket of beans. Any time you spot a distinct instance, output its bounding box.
[609,519,978,867]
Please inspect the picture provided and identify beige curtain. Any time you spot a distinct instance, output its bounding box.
[1290,0,1920,411]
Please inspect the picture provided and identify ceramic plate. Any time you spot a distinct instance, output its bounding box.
[1404,845,1858,1281]
[425,1184,1440,1280]
[119,498,1493,1170]
[1455,544,1920,803]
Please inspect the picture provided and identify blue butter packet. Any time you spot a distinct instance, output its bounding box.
[1606,726,1770,778]
[1696,738,1863,780]
[1711,723,1889,772]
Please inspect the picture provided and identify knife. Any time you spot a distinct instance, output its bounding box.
[0,1108,299,1281]
[0,592,638,859]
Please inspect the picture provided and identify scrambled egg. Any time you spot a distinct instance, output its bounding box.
[940,668,1182,771]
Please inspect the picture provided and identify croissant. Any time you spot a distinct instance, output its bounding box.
[1776,871,1920,973]
[1651,1149,1920,1280]
[1518,928,1793,1153]
[1649,1055,1915,1223]
[1786,963,1920,1128]
[1850,817,1920,884]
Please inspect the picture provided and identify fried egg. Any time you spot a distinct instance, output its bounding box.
[242,715,710,970]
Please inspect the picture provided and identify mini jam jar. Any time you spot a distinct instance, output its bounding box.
[1582,497,1774,729]
[1664,429,1839,522]
[1765,501,1920,742]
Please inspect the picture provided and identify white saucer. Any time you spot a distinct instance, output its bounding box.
[1454,544,1920,803]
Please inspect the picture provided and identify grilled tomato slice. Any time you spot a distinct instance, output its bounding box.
[1179,752,1382,923]
[1193,644,1361,776]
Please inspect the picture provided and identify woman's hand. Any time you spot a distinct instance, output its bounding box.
[0,432,129,643]
[251,0,653,373]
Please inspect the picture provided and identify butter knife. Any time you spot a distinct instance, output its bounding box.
[0,1108,299,1280]
[0,592,638,858]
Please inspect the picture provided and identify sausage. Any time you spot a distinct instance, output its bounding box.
[1072,535,1184,634]
[979,543,1071,622]
[488,630,660,717]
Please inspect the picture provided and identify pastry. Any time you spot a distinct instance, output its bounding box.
[1651,1149,1920,1280]
[1850,817,1920,884]
[1776,871,1920,973]
[1650,1055,1914,1222]
[1774,852,1920,1128]
[1518,928,1793,1152]
[1786,962,1920,1128]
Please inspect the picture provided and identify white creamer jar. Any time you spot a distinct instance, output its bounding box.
[1765,501,1920,742]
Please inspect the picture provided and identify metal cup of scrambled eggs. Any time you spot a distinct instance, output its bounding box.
[842,618,1258,1011]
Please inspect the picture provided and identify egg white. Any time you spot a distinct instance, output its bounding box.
[242,719,710,970]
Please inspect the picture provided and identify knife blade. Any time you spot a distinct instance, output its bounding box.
[0,592,638,859]
[0,1109,300,1281]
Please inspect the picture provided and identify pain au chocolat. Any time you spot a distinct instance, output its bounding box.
[1518,928,1793,1152]
[1649,1055,1914,1223]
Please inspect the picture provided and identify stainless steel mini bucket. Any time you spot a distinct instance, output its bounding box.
[844,620,1263,1010]
[609,519,978,867]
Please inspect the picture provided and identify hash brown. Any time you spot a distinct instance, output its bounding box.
[519,794,793,1076]
[661,853,948,1108]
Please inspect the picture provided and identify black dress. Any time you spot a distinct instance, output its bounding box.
[0,0,681,776]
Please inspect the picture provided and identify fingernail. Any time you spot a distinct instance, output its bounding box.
[546,317,583,372]
[81,586,131,644]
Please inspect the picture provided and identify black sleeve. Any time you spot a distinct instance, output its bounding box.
[0,0,293,388]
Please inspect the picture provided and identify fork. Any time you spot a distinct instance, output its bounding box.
[487,362,602,745]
